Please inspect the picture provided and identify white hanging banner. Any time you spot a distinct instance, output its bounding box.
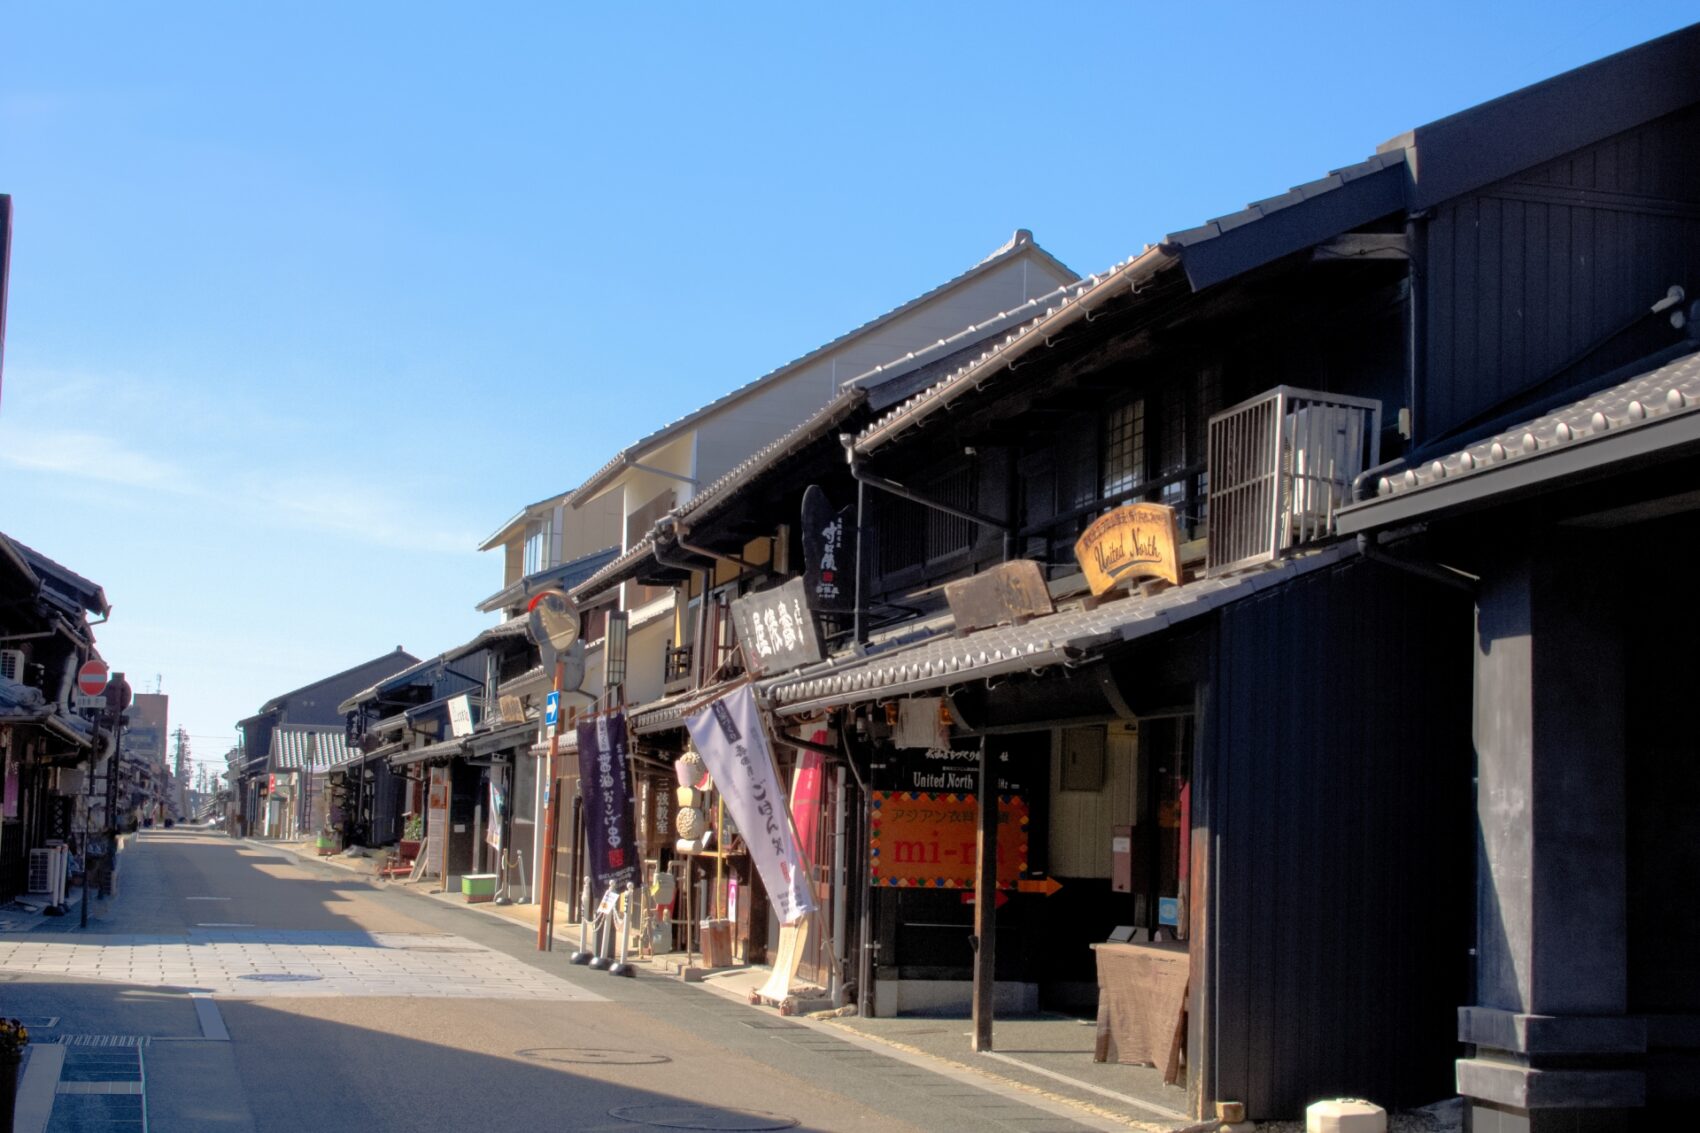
[683,685,817,925]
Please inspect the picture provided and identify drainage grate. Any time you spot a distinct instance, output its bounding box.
[237,973,323,983]
[516,1047,671,1066]
[608,1105,799,1130]
[396,945,483,954]
[738,1019,802,1030]
[59,1035,151,1047]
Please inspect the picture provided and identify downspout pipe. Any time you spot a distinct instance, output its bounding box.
[55,653,78,716]
[840,436,1015,558]
[660,516,763,574]
[1356,531,1476,595]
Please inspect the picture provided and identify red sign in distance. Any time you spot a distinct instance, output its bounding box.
[76,659,110,697]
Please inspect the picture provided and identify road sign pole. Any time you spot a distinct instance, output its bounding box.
[536,656,565,952]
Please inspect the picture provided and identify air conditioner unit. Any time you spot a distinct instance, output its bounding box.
[0,649,24,683]
[1282,405,1369,534]
[27,846,66,904]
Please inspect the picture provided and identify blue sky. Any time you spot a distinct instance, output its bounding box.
[3,3,1695,765]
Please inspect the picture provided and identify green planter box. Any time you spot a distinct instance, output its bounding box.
[461,873,497,903]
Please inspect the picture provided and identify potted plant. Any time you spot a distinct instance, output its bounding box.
[399,814,424,861]
[0,1016,29,1131]
[315,828,340,856]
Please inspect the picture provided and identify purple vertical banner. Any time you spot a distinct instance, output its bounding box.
[575,711,638,892]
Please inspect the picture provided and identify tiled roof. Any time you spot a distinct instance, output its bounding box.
[761,545,1352,716]
[628,687,710,736]
[569,536,659,603]
[270,727,351,771]
[853,248,1177,454]
[571,388,869,602]
[11,541,109,617]
[567,231,1076,509]
[1161,151,1407,247]
[852,151,1417,456]
[476,546,621,613]
[1366,348,1700,499]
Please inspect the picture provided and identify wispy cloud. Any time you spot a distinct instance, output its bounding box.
[2,421,477,555]
[0,425,198,491]
[244,476,479,556]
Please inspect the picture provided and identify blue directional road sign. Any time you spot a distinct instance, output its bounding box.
[545,691,560,728]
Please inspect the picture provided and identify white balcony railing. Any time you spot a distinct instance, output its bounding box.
[1206,386,1381,575]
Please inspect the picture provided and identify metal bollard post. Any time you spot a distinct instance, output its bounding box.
[609,882,636,977]
[588,882,615,970]
[569,875,595,965]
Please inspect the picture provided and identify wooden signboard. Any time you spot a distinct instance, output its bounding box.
[427,766,450,882]
[944,560,1053,632]
[1074,504,1181,595]
[801,485,856,614]
[731,576,823,677]
[869,791,1028,888]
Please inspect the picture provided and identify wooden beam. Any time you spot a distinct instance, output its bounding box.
[971,735,997,1051]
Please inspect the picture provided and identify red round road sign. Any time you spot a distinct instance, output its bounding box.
[76,659,110,697]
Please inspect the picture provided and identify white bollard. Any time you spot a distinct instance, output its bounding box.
[569,875,595,964]
[1306,1099,1387,1133]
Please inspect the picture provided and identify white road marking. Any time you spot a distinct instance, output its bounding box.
[0,932,603,1002]
[12,1041,64,1133]
[978,1049,1192,1121]
[191,994,229,1041]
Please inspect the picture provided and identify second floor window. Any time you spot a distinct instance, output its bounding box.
[1101,397,1146,498]
[523,517,553,577]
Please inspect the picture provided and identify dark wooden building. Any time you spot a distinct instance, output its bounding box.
[575,23,1700,1128]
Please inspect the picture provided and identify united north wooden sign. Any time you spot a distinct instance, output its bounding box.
[1075,503,1181,594]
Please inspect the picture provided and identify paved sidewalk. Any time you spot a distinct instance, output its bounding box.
[265,835,1205,1132]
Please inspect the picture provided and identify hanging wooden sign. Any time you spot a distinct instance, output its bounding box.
[731,576,823,677]
[944,559,1053,632]
[1074,503,1181,595]
[801,485,856,614]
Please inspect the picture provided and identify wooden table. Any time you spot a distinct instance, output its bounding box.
[1091,940,1190,1084]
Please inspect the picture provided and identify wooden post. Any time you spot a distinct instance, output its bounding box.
[971,735,997,1052]
[536,657,566,950]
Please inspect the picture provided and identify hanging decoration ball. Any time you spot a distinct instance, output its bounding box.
[676,806,706,839]
[675,750,712,791]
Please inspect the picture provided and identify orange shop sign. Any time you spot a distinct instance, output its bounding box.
[869,791,1028,889]
[1074,503,1181,595]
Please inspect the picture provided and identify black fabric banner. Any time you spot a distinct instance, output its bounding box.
[575,711,639,892]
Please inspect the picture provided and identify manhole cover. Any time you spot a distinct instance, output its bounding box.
[516,1047,671,1066]
[608,1105,798,1130]
[237,973,323,983]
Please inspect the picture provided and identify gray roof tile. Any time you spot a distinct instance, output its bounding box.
[1371,348,1700,499]
[760,546,1350,716]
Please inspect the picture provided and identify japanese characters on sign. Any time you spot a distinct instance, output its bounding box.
[801,484,856,614]
[683,685,817,925]
[1074,502,1181,595]
[575,711,639,891]
[869,791,1029,889]
[730,576,823,678]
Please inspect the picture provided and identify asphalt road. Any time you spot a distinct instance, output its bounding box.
[1,831,1125,1133]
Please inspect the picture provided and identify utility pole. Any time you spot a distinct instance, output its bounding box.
[172,728,190,821]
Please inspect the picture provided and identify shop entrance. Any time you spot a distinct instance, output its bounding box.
[1125,714,1192,940]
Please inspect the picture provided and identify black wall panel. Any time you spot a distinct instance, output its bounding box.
[1197,560,1473,1119]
